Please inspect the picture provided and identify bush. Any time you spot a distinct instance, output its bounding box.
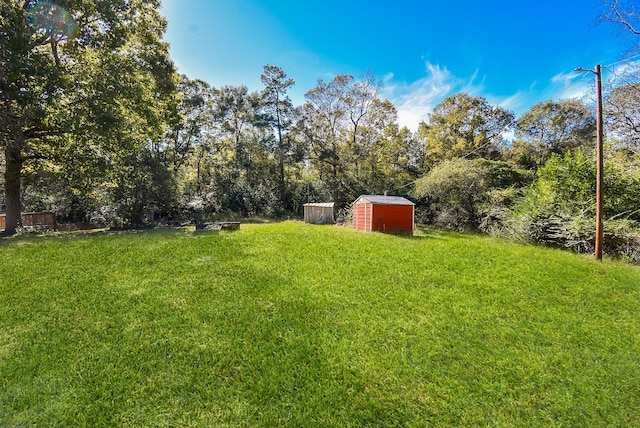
[494,150,640,261]
[412,158,531,230]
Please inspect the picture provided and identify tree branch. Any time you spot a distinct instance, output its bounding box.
[610,0,640,34]
[23,126,65,140]
[22,153,49,161]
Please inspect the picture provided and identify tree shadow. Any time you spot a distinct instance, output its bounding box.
[0,226,200,247]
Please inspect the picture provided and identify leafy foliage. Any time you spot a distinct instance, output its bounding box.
[515,99,596,165]
[495,150,640,260]
[413,158,530,230]
[0,0,179,233]
[423,93,514,166]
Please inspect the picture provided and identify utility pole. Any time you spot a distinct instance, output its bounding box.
[576,64,604,260]
[595,64,604,261]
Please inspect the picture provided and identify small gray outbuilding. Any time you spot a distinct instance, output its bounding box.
[303,202,335,224]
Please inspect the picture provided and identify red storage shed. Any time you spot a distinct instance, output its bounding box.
[352,195,415,234]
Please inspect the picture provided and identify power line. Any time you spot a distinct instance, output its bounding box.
[552,71,594,100]
[601,53,640,89]
[547,54,640,103]
[603,52,640,69]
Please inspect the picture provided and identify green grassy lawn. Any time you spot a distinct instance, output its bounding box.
[1,222,639,426]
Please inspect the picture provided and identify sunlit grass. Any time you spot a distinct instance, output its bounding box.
[1,222,639,426]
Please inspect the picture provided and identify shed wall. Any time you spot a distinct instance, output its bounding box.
[353,202,372,231]
[371,204,414,233]
[304,206,334,224]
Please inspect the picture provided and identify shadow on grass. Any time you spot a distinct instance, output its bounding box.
[0,226,205,247]
[386,224,497,242]
[368,224,457,241]
[2,229,401,425]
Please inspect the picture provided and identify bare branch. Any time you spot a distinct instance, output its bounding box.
[23,126,64,140]
[612,0,640,34]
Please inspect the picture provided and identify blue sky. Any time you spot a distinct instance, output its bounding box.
[161,0,633,130]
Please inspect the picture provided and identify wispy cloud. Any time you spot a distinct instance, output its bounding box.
[549,70,593,100]
[382,62,484,132]
[551,70,577,86]
[491,91,530,114]
[384,62,598,132]
[490,72,592,114]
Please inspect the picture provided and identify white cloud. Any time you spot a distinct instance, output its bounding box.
[382,62,484,132]
[551,70,578,86]
[383,62,607,132]
[490,90,530,115]
[551,70,593,101]
[491,71,593,116]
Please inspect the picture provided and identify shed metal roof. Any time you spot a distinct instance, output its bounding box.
[354,195,415,205]
[303,202,335,207]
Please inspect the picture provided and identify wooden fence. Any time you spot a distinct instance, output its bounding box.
[0,212,57,231]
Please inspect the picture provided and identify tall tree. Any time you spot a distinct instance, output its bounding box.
[297,73,422,204]
[0,0,178,234]
[299,74,352,202]
[260,65,295,208]
[165,76,215,173]
[605,83,640,152]
[516,99,596,165]
[343,70,381,179]
[424,93,514,167]
[214,85,262,172]
[355,98,422,194]
[208,84,280,216]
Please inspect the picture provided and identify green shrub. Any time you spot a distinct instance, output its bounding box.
[413,158,531,230]
[494,150,640,261]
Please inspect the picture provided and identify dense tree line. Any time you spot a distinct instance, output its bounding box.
[412,2,640,260]
[413,92,640,261]
[3,50,425,227]
[1,0,179,234]
[2,0,640,262]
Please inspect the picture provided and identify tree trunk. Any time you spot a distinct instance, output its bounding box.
[4,146,23,235]
[278,152,286,209]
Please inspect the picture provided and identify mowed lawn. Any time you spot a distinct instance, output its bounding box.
[1,222,639,426]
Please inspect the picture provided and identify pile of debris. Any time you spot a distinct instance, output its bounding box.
[195,222,240,232]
